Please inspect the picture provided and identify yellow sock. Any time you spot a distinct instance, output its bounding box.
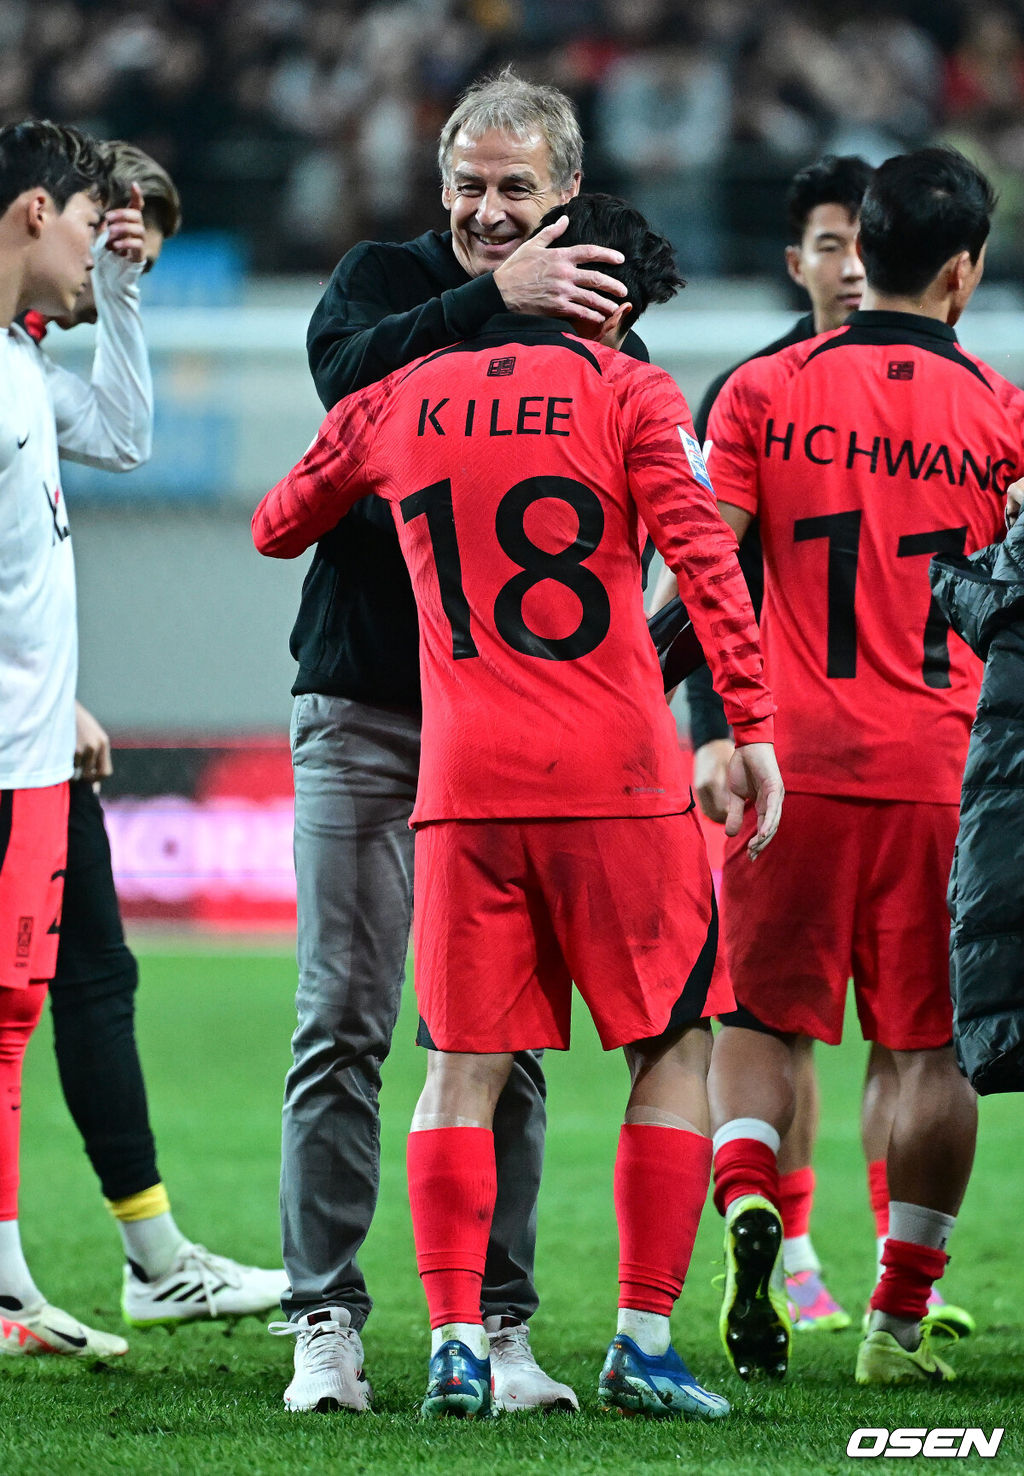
[106,1183,171,1223]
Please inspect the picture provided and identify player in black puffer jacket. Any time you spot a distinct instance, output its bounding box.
[930,517,1024,1094]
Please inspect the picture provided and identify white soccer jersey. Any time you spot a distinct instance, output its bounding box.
[0,240,154,790]
[44,239,152,471]
[0,323,77,788]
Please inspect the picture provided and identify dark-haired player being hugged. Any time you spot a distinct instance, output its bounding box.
[704,147,1023,1387]
[255,193,782,1421]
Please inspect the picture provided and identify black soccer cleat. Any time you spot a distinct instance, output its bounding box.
[719,1195,791,1380]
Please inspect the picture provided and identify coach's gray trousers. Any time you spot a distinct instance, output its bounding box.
[280,692,546,1329]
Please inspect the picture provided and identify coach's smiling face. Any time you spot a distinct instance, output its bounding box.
[443,127,577,280]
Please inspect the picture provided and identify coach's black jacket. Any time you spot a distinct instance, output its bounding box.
[297,229,647,708]
[930,527,1024,1094]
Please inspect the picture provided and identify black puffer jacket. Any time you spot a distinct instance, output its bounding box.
[930,523,1024,1094]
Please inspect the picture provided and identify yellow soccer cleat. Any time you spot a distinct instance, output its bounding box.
[719,1194,791,1380]
[855,1328,955,1385]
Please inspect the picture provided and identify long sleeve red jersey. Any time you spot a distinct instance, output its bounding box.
[255,315,774,823]
[707,309,1024,803]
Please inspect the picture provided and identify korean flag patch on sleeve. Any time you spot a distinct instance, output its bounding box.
[678,427,714,493]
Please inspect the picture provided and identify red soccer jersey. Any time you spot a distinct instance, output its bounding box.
[707,310,1024,803]
[255,315,774,823]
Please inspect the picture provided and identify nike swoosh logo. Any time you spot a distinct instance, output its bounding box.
[16,434,28,449]
[44,1325,87,1348]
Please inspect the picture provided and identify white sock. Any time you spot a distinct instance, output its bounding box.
[712,1118,781,1155]
[783,1233,821,1276]
[868,1308,922,1351]
[432,1321,488,1359]
[875,1234,886,1284]
[888,1201,956,1253]
[0,1220,44,1313]
[120,1212,189,1281]
[616,1308,670,1355]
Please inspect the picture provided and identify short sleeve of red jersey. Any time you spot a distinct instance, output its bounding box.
[703,357,774,519]
[252,380,389,557]
[617,361,775,744]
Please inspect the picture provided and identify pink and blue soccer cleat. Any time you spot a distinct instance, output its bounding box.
[786,1270,852,1332]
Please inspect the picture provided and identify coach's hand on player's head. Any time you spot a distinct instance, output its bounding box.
[725,742,784,860]
[104,182,147,264]
[493,214,627,326]
[74,699,113,784]
[1005,475,1024,530]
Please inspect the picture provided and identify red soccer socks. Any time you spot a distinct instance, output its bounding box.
[407,1125,496,1327]
[867,1158,889,1239]
[615,1124,712,1315]
[778,1165,815,1240]
[712,1135,780,1218]
[870,1238,949,1323]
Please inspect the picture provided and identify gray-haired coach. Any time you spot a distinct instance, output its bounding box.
[272,68,648,1415]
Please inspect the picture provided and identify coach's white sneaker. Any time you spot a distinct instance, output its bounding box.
[485,1317,579,1412]
[270,1307,372,1413]
[0,1301,128,1358]
[122,1243,288,1326]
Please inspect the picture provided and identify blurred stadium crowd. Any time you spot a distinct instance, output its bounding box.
[4,0,1024,275]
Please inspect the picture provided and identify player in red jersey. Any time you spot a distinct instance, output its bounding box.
[657,153,976,1341]
[255,193,783,1420]
[703,147,1022,1387]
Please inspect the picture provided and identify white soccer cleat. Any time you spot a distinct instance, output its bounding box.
[270,1307,372,1412]
[122,1243,289,1327]
[0,1301,128,1358]
[485,1317,579,1412]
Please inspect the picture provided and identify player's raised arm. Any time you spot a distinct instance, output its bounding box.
[253,391,378,558]
[45,184,153,471]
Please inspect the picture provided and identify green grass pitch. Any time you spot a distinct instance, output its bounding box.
[1,944,1019,1475]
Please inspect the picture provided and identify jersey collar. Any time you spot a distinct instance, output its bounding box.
[478,311,579,337]
[845,309,958,343]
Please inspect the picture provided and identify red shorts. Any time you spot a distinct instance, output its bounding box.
[0,783,69,989]
[413,812,734,1053]
[721,792,956,1050]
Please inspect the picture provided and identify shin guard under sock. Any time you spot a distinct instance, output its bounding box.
[407,1125,495,1327]
[615,1124,712,1315]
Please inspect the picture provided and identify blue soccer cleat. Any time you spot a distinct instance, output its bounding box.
[420,1339,498,1420]
[598,1334,731,1420]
